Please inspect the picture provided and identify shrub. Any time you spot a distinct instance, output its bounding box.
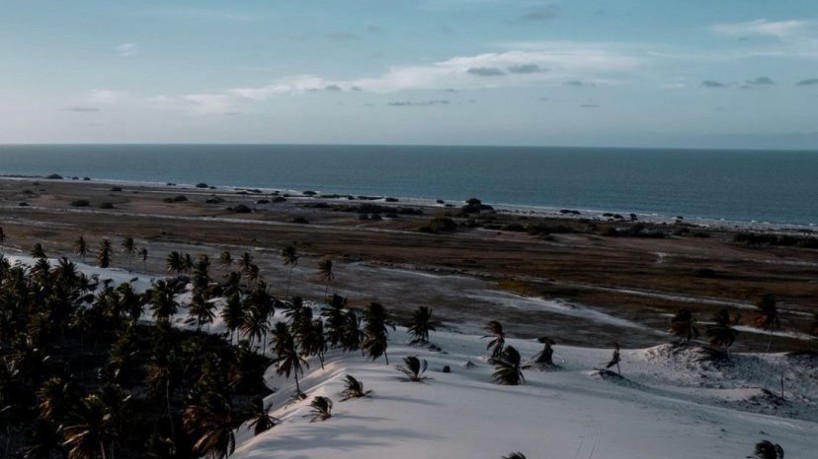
[396,356,429,382]
[231,204,252,213]
[427,216,457,233]
[70,199,90,207]
[99,202,115,209]
[204,197,224,204]
[111,186,123,192]
[291,216,309,224]
[163,195,188,203]
[195,182,209,188]
[384,197,399,202]
[308,396,333,422]
[46,173,63,179]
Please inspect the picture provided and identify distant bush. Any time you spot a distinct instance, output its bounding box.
[291,216,309,224]
[110,186,123,192]
[46,173,63,180]
[256,199,270,204]
[695,268,717,278]
[99,202,115,209]
[231,204,252,213]
[303,190,317,196]
[272,196,287,203]
[734,232,818,248]
[18,202,29,207]
[163,195,188,203]
[195,182,209,188]
[70,199,90,207]
[205,196,224,204]
[82,177,91,181]
[384,197,399,202]
[428,216,457,233]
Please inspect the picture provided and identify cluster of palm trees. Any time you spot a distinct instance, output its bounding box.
[72,236,148,270]
[668,295,785,357]
[0,244,274,458]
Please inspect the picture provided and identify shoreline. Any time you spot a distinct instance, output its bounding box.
[3,173,816,233]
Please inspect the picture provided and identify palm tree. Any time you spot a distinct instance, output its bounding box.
[218,251,233,273]
[321,294,347,347]
[483,320,506,359]
[149,280,179,323]
[221,292,245,344]
[275,328,308,396]
[299,319,327,370]
[62,394,114,459]
[318,258,334,301]
[30,242,47,259]
[237,252,253,284]
[307,396,332,422]
[246,398,278,437]
[36,376,78,425]
[183,394,235,459]
[138,247,148,270]
[97,239,112,268]
[186,291,215,332]
[754,294,780,352]
[121,237,135,268]
[281,244,298,297]
[406,306,441,345]
[706,308,740,359]
[340,309,363,352]
[502,453,527,459]
[362,302,395,364]
[532,336,555,366]
[669,309,699,344]
[340,375,371,401]
[165,251,183,275]
[753,440,784,459]
[396,356,429,382]
[0,226,5,257]
[73,235,88,261]
[492,346,524,385]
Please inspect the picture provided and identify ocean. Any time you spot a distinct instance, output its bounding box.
[0,144,816,227]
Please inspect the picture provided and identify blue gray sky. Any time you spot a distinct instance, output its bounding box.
[2,0,818,148]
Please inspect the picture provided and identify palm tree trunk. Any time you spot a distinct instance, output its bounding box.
[767,331,773,352]
[384,350,389,366]
[166,379,175,451]
[286,267,293,298]
[99,439,108,459]
[295,373,301,395]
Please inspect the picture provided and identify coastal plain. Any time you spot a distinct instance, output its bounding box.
[1,177,816,350]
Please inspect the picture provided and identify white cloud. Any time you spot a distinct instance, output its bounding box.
[181,94,237,115]
[88,89,128,104]
[116,43,139,57]
[712,19,815,39]
[228,42,641,98]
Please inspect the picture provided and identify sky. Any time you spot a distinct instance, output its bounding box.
[1,0,818,148]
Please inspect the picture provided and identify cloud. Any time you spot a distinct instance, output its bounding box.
[62,107,100,113]
[228,42,641,97]
[182,94,238,115]
[388,100,450,107]
[467,67,505,76]
[796,78,818,86]
[518,5,561,22]
[745,76,774,85]
[115,43,138,57]
[88,89,128,104]
[507,63,547,74]
[701,80,727,88]
[711,19,814,39]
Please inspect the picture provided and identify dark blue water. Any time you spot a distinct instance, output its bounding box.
[1,144,816,226]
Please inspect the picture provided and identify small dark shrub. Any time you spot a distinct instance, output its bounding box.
[46,173,63,180]
[195,182,209,188]
[110,186,123,192]
[231,204,252,213]
[273,196,287,203]
[291,216,309,224]
[99,202,115,209]
[70,199,90,207]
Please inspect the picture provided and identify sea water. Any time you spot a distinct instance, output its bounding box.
[0,144,816,227]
